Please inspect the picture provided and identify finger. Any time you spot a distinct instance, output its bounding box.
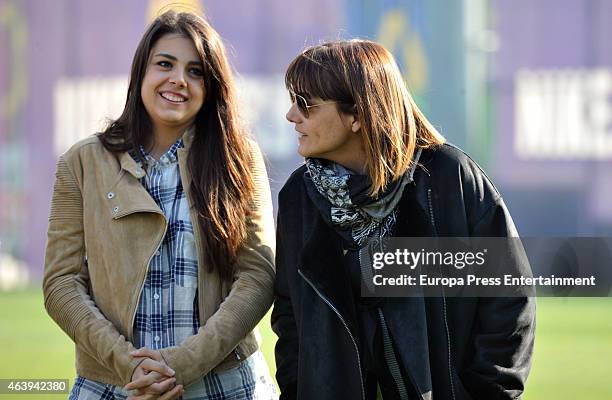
[129,348,149,357]
[133,386,155,397]
[158,384,184,400]
[140,358,175,377]
[154,377,176,393]
[130,348,162,361]
[141,377,176,395]
[127,393,157,400]
[124,370,164,390]
[127,394,157,400]
[132,380,171,397]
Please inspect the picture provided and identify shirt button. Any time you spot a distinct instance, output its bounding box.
[112,206,119,213]
[107,192,115,199]
[155,250,161,257]
[153,293,160,300]
[154,336,160,342]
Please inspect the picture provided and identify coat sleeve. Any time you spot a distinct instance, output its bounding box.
[271,205,299,399]
[43,155,144,385]
[159,142,276,387]
[461,198,536,400]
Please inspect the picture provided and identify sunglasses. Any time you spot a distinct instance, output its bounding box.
[289,90,338,118]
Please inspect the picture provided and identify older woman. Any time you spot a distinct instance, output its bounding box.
[272,40,535,400]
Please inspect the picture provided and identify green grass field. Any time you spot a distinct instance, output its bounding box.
[1,289,610,399]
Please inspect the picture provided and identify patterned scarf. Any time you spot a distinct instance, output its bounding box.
[305,157,412,246]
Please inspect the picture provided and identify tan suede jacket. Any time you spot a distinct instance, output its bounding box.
[42,132,275,387]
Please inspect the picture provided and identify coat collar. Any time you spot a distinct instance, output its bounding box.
[117,128,195,179]
[118,151,146,179]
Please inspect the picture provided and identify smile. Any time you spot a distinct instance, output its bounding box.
[160,92,187,103]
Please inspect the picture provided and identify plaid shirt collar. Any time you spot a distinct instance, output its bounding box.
[138,137,184,167]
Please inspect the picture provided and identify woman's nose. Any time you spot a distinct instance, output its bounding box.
[286,103,301,123]
[169,69,187,87]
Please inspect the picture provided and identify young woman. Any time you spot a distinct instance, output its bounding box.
[43,11,277,400]
[272,40,535,400]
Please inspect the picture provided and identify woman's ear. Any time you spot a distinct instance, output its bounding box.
[341,108,361,132]
[351,117,361,133]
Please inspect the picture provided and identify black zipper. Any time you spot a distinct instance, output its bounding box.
[298,269,366,400]
[441,295,456,400]
[426,189,438,236]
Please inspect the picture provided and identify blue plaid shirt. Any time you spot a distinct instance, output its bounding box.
[70,138,276,400]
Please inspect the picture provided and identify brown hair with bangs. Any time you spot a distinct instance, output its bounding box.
[98,10,254,281]
[285,39,445,197]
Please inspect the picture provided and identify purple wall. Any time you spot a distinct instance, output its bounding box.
[492,0,612,235]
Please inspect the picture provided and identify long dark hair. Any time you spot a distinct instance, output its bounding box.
[286,40,445,197]
[99,10,254,281]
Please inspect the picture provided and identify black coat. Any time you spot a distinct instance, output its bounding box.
[272,144,536,400]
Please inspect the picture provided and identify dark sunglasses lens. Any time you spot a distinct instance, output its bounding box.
[296,95,309,117]
[289,91,310,117]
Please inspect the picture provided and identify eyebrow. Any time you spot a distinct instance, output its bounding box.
[153,52,202,65]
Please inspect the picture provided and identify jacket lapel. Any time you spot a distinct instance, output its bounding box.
[109,152,161,219]
[298,207,359,336]
[110,130,196,220]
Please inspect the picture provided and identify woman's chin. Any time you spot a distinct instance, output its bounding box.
[297,145,316,159]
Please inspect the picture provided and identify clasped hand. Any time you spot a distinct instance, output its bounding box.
[124,348,184,400]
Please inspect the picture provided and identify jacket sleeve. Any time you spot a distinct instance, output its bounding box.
[159,143,276,386]
[271,206,299,399]
[43,156,144,385]
[462,199,536,399]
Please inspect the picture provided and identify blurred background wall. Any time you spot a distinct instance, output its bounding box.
[1,0,612,283]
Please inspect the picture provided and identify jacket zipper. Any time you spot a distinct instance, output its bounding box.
[116,210,168,342]
[426,188,456,400]
[441,295,456,400]
[298,269,365,400]
[426,189,438,236]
